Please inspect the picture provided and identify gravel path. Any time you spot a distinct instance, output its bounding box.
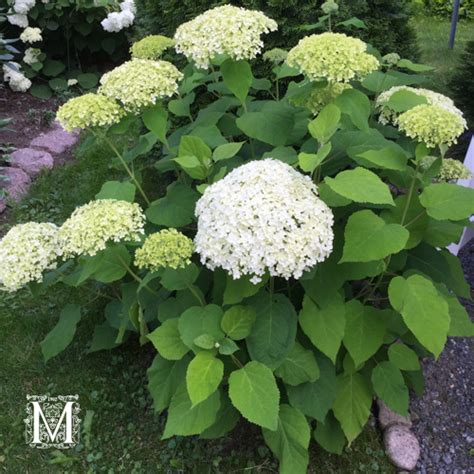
[412,239,474,473]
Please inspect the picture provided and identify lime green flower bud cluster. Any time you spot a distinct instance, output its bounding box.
[397,104,467,148]
[0,223,62,292]
[321,0,339,14]
[263,48,288,64]
[135,229,194,271]
[99,59,183,113]
[382,52,400,67]
[436,158,471,182]
[56,93,125,132]
[286,33,379,83]
[59,200,145,258]
[291,82,351,115]
[130,35,175,60]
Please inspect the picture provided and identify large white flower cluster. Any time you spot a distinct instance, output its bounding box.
[101,0,136,33]
[23,47,41,65]
[174,5,278,69]
[59,199,145,257]
[0,222,62,292]
[376,86,466,126]
[6,0,37,26]
[3,63,31,92]
[195,159,334,283]
[20,27,42,43]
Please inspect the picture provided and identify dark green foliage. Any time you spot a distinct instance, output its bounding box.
[134,0,418,59]
[419,0,474,19]
[449,40,474,128]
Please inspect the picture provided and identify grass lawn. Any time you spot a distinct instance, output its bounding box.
[0,139,396,472]
[411,17,474,92]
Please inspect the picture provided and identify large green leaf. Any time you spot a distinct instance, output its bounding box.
[142,104,168,145]
[388,343,420,371]
[212,141,244,161]
[186,352,224,406]
[388,275,450,357]
[41,305,81,362]
[313,412,346,455]
[419,183,474,221]
[354,147,408,171]
[79,245,131,284]
[299,295,345,363]
[200,393,240,439]
[371,361,409,416]
[262,405,310,474]
[298,143,331,174]
[333,373,372,443]
[223,274,266,305]
[160,263,200,291]
[325,167,394,206]
[287,353,337,422]
[308,104,340,144]
[246,292,297,369]
[147,319,189,360]
[95,181,136,202]
[162,383,221,438]
[343,300,386,366]
[228,361,280,430]
[334,88,370,131]
[221,59,253,104]
[221,305,256,340]
[179,135,212,162]
[341,210,409,263]
[381,89,428,112]
[274,342,320,386]
[147,354,190,412]
[146,183,199,228]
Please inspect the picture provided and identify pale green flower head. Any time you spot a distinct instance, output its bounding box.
[135,229,194,271]
[382,52,400,67]
[263,48,288,64]
[59,199,145,258]
[56,93,125,132]
[436,158,471,183]
[130,35,175,60]
[174,5,278,69]
[99,59,183,113]
[0,222,62,292]
[291,82,352,115]
[286,32,379,82]
[397,104,467,148]
[321,0,339,14]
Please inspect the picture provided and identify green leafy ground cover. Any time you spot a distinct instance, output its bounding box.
[0,139,394,473]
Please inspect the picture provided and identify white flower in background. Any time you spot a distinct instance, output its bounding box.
[3,63,31,92]
[0,222,62,292]
[195,159,334,283]
[174,5,278,69]
[7,13,28,28]
[23,47,41,65]
[67,78,78,86]
[9,0,35,15]
[20,27,42,44]
[376,86,466,126]
[101,0,136,33]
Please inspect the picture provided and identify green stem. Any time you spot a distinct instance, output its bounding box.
[231,354,244,369]
[97,132,151,205]
[276,78,280,101]
[400,162,420,226]
[116,255,159,297]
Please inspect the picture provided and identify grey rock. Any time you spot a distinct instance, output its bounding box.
[384,425,420,471]
[0,167,31,201]
[30,126,79,155]
[377,399,412,430]
[9,148,54,176]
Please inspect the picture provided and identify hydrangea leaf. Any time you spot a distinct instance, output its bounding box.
[162,383,221,439]
[343,300,386,366]
[371,361,409,416]
[274,342,320,386]
[221,305,256,340]
[388,275,450,357]
[160,263,199,291]
[223,274,267,305]
[419,183,474,221]
[147,354,190,413]
[95,181,136,202]
[313,412,346,455]
[325,167,395,205]
[299,295,345,363]
[228,361,279,430]
[262,405,310,474]
[200,393,240,439]
[354,147,408,171]
[388,343,420,371]
[298,143,331,173]
[246,292,297,369]
[334,88,370,131]
[212,141,245,161]
[341,210,409,263]
[333,372,372,443]
[142,104,169,145]
[382,89,428,112]
[307,104,340,144]
[286,353,337,422]
[147,319,189,360]
[221,59,253,104]
[422,218,465,247]
[186,352,224,406]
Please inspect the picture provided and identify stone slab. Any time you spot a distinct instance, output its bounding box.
[0,167,31,201]
[384,425,420,471]
[10,148,54,176]
[30,127,79,155]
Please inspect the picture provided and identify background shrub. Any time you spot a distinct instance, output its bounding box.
[413,0,474,19]
[134,0,418,59]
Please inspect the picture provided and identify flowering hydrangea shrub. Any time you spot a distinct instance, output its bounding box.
[4,6,474,474]
[195,159,334,283]
[130,35,175,60]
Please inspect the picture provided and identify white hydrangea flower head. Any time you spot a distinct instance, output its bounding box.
[286,32,379,82]
[101,0,136,32]
[3,63,31,92]
[59,200,145,257]
[376,86,466,126]
[20,27,42,44]
[10,0,35,15]
[0,222,62,292]
[174,5,278,69]
[23,47,41,66]
[7,13,29,28]
[195,159,334,283]
[99,59,183,113]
